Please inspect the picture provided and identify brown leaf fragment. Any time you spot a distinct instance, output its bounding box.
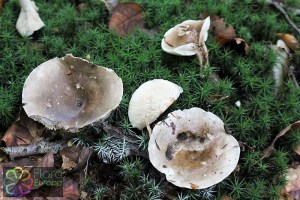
[2,122,33,147]
[233,38,249,55]
[60,146,81,170]
[200,13,236,44]
[276,33,300,51]
[261,120,300,159]
[36,151,55,168]
[63,177,80,197]
[0,0,3,15]
[109,2,145,37]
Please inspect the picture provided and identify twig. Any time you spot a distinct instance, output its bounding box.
[266,0,300,35]
[288,65,299,88]
[1,139,67,159]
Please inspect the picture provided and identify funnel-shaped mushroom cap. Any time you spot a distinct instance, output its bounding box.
[128,79,183,130]
[148,107,240,189]
[161,17,210,56]
[22,54,123,132]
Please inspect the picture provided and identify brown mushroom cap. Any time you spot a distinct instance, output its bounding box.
[22,54,123,132]
[148,107,240,189]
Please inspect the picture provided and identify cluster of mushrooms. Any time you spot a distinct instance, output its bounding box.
[22,14,240,189]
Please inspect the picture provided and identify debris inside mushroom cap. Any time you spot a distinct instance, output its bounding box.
[128,79,183,130]
[22,54,123,132]
[161,17,210,67]
[148,107,240,189]
[16,0,45,37]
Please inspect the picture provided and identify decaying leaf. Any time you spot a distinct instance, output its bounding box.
[109,2,145,37]
[63,176,80,197]
[200,13,249,55]
[222,196,233,200]
[261,120,300,159]
[2,122,33,147]
[200,13,236,44]
[102,0,119,13]
[271,40,291,92]
[276,33,300,51]
[0,0,3,15]
[60,146,81,170]
[281,165,300,200]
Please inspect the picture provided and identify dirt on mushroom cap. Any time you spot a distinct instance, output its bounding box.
[148,107,240,189]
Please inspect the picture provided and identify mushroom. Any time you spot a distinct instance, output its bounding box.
[148,107,240,189]
[22,54,123,132]
[161,17,210,68]
[16,0,45,37]
[128,79,183,130]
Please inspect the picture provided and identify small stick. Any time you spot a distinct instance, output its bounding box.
[288,65,299,88]
[1,139,67,159]
[266,0,300,35]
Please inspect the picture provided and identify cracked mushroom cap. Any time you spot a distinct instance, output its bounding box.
[128,79,183,130]
[161,17,210,56]
[148,107,240,189]
[22,54,123,132]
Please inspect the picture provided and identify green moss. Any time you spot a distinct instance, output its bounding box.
[1,0,300,199]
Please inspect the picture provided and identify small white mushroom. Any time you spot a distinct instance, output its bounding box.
[161,17,210,68]
[128,79,183,130]
[16,0,45,37]
[22,54,123,132]
[148,107,240,189]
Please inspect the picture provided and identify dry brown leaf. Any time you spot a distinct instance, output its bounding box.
[2,122,33,147]
[0,0,3,15]
[60,146,81,170]
[261,120,300,159]
[200,13,236,44]
[63,177,80,197]
[221,196,233,200]
[276,33,300,51]
[233,38,249,55]
[108,2,145,37]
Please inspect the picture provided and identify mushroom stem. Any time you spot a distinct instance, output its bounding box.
[145,117,152,136]
[16,0,45,37]
[196,45,209,70]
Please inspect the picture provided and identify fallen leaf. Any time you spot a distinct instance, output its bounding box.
[234,38,249,55]
[261,120,300,159]
[109,2,145,37]
[200,13,236,44]
[60,146,81,170]
[0,0,3,15]
[63,177,80,197]
[276,33,300,51]
[103,0,119,13]
[2,122,33,147]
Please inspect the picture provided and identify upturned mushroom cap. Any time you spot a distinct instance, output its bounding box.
[148,107,240,189]
[128,79,183,130]
[22,54,123,132]
[161,17,210,56]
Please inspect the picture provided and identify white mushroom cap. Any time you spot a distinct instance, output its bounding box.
[128,79,183,130]
[16,0,45,37]
[22,54,123,132]
[161,17,210,56]
[148,107,240,189]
